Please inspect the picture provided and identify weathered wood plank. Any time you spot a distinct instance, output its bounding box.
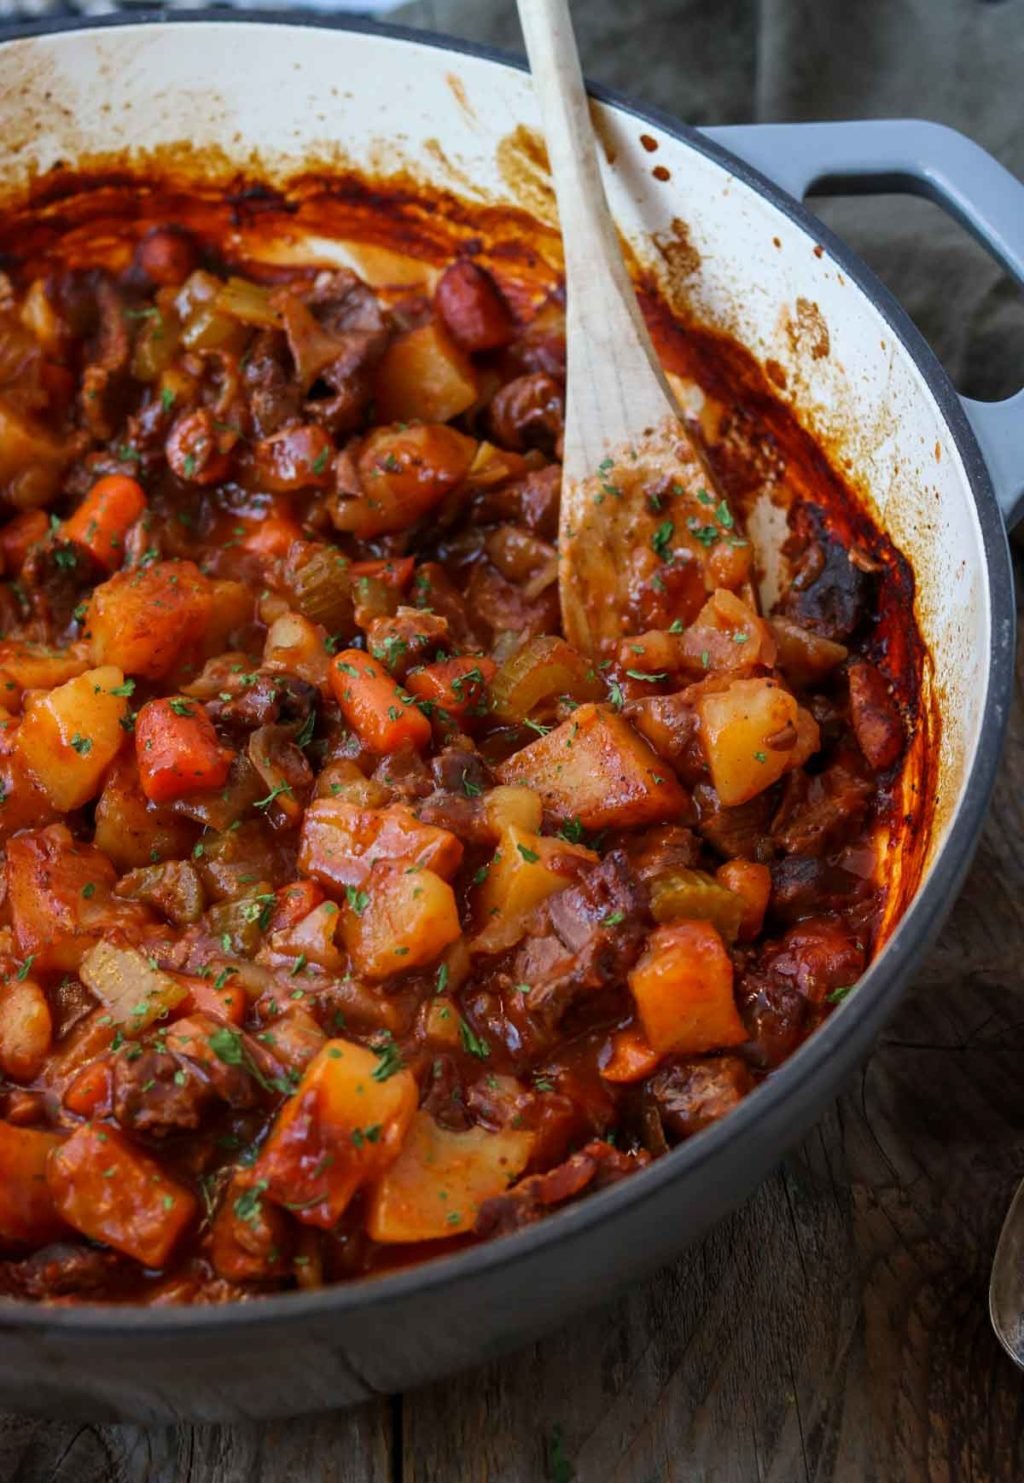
[0,1401,395,1483]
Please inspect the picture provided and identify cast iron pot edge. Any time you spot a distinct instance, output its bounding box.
[0,5,1011,1383]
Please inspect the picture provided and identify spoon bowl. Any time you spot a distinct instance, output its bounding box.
[990,1179,1024,1367]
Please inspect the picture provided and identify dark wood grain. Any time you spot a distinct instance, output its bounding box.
[2,559,1020,1482]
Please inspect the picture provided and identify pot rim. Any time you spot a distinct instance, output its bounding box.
[0,9,1012,1338]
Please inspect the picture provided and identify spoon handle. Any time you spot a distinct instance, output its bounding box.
[516,0,674,473]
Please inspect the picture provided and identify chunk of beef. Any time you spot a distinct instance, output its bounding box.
[21,536,105,633]
[78,275,131,439]
[465,559,560,645]
[371,746,433,802]
[415,748,496,843]
[299,270,391,439]
[4,1243,132,1299]
[510,852,649,1031]
[209,670,318,732]
[243,329,303,436]
[165,1015,263,1109]
[625,692,702,778]
[781,504,874,643]
[472,463,562,540]
[737,918,865,1067]
[366,606,451,679]
[847,660,905,771]
[431,746,492,797]
[419,1053,471,1132]
[415,790,489,844]
[488,372,564,456]
[649,1055,753,1141]
[694,782,776,861]
[617,823,701,884]
[770,854,866,925]
[770,762,873,857]
[408,563,487,650]
[112,1046,215,1137]
[475,1140,648,1236]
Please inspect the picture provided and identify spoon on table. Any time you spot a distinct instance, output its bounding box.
[990,1180,1024,1368]
[516,0,737,659]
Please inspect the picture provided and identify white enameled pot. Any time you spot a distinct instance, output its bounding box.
[0,12,1020,1422]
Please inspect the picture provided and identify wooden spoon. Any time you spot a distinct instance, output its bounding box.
[517,0,739,659]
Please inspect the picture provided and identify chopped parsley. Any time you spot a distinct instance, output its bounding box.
[370,1033,405,1082]
[345,885,370,916]
[233,1180,269,1226]
[651,520,674,560]
[459,1019,490,1060]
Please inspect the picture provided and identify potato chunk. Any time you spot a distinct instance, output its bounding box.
[629,920,746,1056]
[473,826,597,954]
[696,677,818,807]
[367,1111,534,1242]
[299,799,463,893]
[87,560,213,679]
[496,703,688,828]
[15,665,128,810]
[373,321,478,424]
[341,863,461,981]
[0,978,52,1082]
[255,1038,417,1229]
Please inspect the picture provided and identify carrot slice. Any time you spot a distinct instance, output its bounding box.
[600,1025,663,1083]
[135,696,234,803]
[349,556,416,590]
[175,973,246,1027]
[715,859,772,941]
[242,507,303,557]
[405,656,496,720]
[329,648,431,754]
[62,1057,113,1117]
[64,474,146,572]
[269,881,326,933]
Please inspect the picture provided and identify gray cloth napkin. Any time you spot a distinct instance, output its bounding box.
[396,0,1024,405]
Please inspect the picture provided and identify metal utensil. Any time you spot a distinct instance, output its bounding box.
[990,1179,1024,1366]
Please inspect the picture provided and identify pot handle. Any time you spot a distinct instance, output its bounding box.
[704,119,1024,528]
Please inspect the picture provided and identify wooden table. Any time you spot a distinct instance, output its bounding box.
[3,566,1021,1483]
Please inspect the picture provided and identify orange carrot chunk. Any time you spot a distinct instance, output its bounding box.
[600,1025,663,1083]
[47,1123,196,1267]
[0,1123,68,1245]
[63,474,147,572]
[329,648,432,754]
[349,556,415,590]
[715,859,772,941]
[135,696,234,804]
[629,919,747,1056]
[405,656,496,720]
[62,1057,113,1118]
